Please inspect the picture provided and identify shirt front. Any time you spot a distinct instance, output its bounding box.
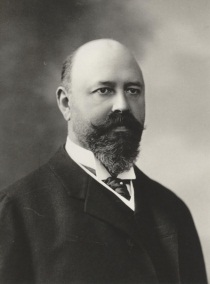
[65,137,136,210]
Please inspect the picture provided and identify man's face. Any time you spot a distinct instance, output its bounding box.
[67,41,145,175]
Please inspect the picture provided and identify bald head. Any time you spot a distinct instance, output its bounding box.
[61,39,143,92]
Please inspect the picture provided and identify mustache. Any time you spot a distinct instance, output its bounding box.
[91,110,144,135]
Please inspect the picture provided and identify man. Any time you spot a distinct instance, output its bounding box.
[0,39,207,283]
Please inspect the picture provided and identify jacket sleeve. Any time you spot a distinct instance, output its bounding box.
[0,194,34,284]
[178,204,208,284]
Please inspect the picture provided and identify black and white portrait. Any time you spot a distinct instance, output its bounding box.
[0,1,209,283]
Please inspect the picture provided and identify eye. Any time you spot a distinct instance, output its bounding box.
[126,88,141,96]
[95,87,113,96]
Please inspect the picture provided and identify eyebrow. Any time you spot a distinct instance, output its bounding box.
[97,81,116,87]
[97,81,144,88]
[124,82,143,88]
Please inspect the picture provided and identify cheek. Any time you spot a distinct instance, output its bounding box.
[72,92,114,125]
[88,109,110,125]
[83,101,112,125]
[130,101,145,123]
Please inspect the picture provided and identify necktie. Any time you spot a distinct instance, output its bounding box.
[103,177,131,200]
[82,165,131,200]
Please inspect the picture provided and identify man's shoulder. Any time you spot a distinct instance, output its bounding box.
[135,166,192,219]
[0,162,52,202]
[0,147,66,202]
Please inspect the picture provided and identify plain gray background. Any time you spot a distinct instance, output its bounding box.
[1,0,209,280]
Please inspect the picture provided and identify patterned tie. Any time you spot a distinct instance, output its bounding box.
[103,177,131,200]
[82,165,131,200]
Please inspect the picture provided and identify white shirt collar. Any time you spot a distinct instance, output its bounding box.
[65,137,136,181]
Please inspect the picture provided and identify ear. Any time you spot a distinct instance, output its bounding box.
[56,86,71,121]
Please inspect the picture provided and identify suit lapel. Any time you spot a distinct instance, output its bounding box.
[133,167,180,283]
[84,175,158,281]
[48,146,88,200]
[84,175,137,238]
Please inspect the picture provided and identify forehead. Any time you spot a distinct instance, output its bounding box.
[71,42,144,87]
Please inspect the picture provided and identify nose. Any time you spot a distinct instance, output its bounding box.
[112,91,129,112]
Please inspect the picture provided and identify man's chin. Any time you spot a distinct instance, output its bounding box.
[87,134,141,176]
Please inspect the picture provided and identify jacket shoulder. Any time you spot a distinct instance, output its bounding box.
[0,162,56,202]
[135,167,192,219]
[135,168,207,283]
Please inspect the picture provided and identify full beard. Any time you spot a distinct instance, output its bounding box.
[84,111,144,177]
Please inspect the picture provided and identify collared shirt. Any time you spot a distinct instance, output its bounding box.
[65,137,136,210]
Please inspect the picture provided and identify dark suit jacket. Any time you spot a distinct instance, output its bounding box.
[0,147,207,283]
